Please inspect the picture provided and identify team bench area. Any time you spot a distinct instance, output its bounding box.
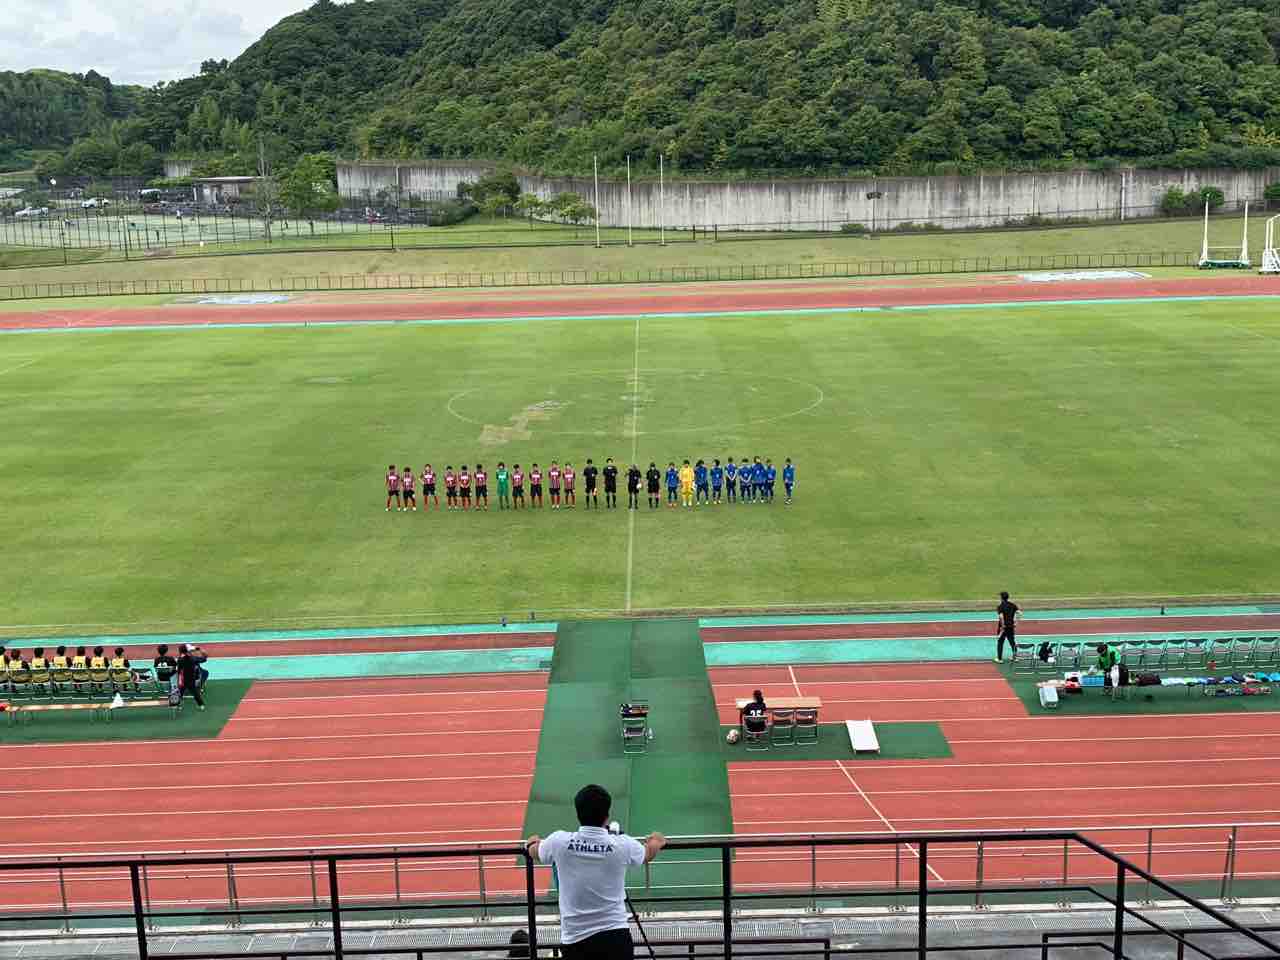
[1,666,179,724]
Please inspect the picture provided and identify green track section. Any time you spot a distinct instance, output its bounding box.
[523,619,731,899]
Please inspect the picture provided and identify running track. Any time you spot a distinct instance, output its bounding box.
[1,274,1277,331]
[711,663,1280,895]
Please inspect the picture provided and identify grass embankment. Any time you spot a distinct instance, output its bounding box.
[0,214,1264,289]
[1,299,1278,634]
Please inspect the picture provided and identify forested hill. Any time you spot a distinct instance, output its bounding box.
[36,0,1280,178]
[0,70,144,168]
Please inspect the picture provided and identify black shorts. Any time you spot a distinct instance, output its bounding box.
[460,488,471,498]
[476,485,487,497]
[550,487,561,496]
[424,484,436,495]
[513,486,524,496]
[403,488,416,498]
[562,928,633,960]
[647,484,659,494]
[531,483,542,496]
[604,484,616,493]
[564,486,575,494]
[446,486,457,498]
[387,488,401,497]
[585,483,597,493]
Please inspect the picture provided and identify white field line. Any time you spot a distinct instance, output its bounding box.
[833,759,944,882]
[734,808,1280,825]
[241,687,547,702]
[731,779,1280,797]
[624,315,641,612]
[0,729,541,750]
[0,827,524,852]
[0,798,528,821]
[727,756,1280,773]
[227,707,542,722]
[787,664,802,696]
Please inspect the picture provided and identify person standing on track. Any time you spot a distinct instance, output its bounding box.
[176,643,208,711]
[996,591,1020,663]
[526,784,666,960]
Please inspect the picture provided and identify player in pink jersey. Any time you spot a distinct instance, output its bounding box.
[444,466,457,509]
[562,462,576,508]
[385,464,401,512]
[511,464,525,508]
[401,466,417,511]
[458,465,472,510]
[474,463,489,511]
[548,460,562,509]
[529,463,543,508]
[422,464,438,509]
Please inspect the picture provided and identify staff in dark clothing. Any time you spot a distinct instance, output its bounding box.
[995,591,1020,663]
[626,464,642,510]
[177,644,208,710]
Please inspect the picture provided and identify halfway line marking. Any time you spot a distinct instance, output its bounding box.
[834,759,944,882]
[624,315,641,612]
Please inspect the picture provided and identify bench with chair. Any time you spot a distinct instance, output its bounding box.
[3,666,170,724]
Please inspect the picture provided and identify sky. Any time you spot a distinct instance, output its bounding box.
[0,0,316,87]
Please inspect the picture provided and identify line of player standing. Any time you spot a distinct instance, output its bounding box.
[384,457,796,511]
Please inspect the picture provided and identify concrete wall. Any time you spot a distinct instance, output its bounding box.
[337,161,1280,230]
[164,158,195,179]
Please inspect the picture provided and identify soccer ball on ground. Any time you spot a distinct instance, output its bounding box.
[725,729,740,744]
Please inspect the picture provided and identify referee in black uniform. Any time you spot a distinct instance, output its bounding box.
[603,458,619,509]
[995,591,1020,663]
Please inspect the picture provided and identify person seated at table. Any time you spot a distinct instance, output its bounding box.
[740,689,769,735]
[51,646,70,669]
[154,645,178,694]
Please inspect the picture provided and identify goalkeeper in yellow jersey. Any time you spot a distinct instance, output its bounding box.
[678,459,695,508]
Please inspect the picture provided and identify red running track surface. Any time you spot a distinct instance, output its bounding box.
[2,274,1276,331]
[710,664,1280,895]
[0,672,552,914]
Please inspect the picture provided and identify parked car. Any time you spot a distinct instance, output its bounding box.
[81,197,111,209]
[15,206,49,218]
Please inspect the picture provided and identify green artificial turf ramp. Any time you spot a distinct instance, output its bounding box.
[523,619,731,900]
[1004,671,1280,715]
[719,721,951,761]
[0,679,251,743]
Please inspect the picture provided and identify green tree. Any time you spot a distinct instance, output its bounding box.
[278,153,339,217]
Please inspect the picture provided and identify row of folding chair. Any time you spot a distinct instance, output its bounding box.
[3,667,162,705]
[1014,636,1280,676]
[743,708,820,751]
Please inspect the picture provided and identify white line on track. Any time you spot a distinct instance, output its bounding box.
[0,798,527,821]
[729,756,1280,772]
[624,315,641,612]
[950,731,1280,743]
[0,827,525,852]
[228,707,542,722]
[735,809,1280,825]
[0,750,535,772]
[834,760,944,882]
[711,678,1005,687]
[715,696,1022,706]
[732,779,1280,797]
[0,773,531,796]
[241,688,547,702]
[0,729,539,750]
[787,664,801,696]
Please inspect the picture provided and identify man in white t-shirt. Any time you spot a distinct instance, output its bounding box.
[525,784,667,960]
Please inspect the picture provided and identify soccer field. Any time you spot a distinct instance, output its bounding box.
[2,296,1278,635]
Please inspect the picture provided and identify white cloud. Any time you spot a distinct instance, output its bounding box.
[0,0,318,86]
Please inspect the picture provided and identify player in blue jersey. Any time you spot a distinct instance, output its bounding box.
[724,458,737,503]
[739,455,753,502]
[694,459,710,504]
[665,462,679,508]
[764,459,777,502]
[783,458,796,503]
[710,459,724,504]
[752,457,767,503]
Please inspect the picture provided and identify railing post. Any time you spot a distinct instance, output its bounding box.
[917,841,928,960]
[1220,826,1239,905]
[525,851,539,960]
[722,846,733,960]
[141,856,155,931]
[809,840,818,913]
[56,856,71,933]
[974,841,986,911]
[478,852,489,921]
[129,863,150,960]
[393,847,403,924]
[1057,839,1072,909]
[226,862,241,928]
[890,840,904,912]
[1140,828,1155,905]
[328,858,344,960]
[309,849,324,926]
[1112,861,1125,960]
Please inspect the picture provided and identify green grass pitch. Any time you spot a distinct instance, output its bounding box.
[1,297,1278,635]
